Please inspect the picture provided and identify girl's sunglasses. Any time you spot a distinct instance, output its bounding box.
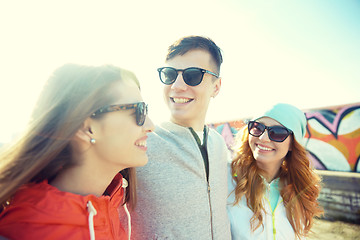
[91,102,148,126]
[248,121,293,142]
[157,67,219,86]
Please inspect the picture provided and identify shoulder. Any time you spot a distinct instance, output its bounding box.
[208,128,227,146]
[207,128,230,159]
[149,122,192,140]
[6,182,53,206]
[208,126,223,138]
[0,183,54,234]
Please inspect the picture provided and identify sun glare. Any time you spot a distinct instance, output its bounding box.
[0,0,359,143]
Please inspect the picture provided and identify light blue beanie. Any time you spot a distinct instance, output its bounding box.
[254,103,307,145]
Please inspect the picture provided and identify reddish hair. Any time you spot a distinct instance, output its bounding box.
[231,127,323,238]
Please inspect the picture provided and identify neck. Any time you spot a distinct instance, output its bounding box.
[170,118,205,131]
[50,156,122,197]
[257,160,283,183]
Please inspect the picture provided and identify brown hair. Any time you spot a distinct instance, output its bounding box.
[166,35,223,74]
[231,127,323,238]
[0,64,140,211]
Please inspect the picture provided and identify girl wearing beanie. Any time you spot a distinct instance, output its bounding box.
[227,103,323,239]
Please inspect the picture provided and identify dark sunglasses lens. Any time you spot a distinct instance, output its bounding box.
[268,127,289,142]
[136,103,146,126]
[183,68,203,86]
[248,122,265,137]
[160,68,177,85]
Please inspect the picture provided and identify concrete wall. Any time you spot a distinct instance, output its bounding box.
[317,170,360,224]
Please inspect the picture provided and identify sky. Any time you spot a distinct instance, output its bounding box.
[0,0,359,143]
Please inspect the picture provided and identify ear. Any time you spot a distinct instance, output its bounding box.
[212,77,221,98]
[73,118,94,144]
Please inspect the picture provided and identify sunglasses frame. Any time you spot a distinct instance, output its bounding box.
[248,120,293,142]
[91,102,148,126]
[157,67,219,86]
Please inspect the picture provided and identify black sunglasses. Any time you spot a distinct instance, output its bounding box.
[157,67,219,86]
[91,102,148,126]
[248,121,293,142]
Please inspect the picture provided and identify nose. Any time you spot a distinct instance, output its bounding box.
[258,129,271,142]
[143,115,155,133]
[171,72,188,91]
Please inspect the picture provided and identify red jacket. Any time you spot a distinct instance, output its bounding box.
[0,173,128,240]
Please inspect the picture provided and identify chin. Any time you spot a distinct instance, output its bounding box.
[135,157,149,167]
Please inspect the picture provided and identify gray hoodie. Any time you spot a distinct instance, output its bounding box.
[129,121,231,240]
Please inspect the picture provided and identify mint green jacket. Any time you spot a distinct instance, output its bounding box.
[227,171,299,240]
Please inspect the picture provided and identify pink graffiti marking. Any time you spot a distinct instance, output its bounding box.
[305,106,356,134]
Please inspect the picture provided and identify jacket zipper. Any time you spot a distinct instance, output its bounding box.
[265,184,283,240]
[189,127,214,239]
[207,182,214,240]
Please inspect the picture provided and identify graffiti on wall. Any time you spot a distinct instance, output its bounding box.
[208,121,244,150]
[305,104,360,172]
[209,103,360,172]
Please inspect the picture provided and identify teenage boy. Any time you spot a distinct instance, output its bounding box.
[131,36,231,239]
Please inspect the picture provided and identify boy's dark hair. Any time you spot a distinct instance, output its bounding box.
[166,36,223,74]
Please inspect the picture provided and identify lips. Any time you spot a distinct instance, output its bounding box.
[135,136,148,150]
[256,144,273,152]
[170,97,193,104]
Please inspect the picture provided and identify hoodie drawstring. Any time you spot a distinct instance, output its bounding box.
[122,178,132,240]
[87,201,97,240]
[86,177,130,240]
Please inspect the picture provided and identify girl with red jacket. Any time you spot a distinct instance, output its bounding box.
[0,64,154,240]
